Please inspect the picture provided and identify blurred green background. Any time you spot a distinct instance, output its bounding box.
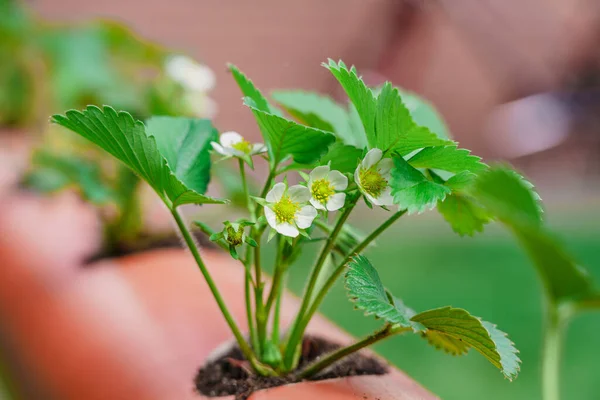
[269,203,600,400]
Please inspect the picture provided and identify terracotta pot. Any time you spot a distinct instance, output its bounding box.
[0,194,437,400]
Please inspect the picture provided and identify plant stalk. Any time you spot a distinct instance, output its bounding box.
[284,209,406,370]
[283,196,359,369]
[171,208,269,373]
[542,302,566,400]
[296,324,410,380]
[238,159,259,352]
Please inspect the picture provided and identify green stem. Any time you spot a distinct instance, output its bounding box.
[265,238,286,315]
[239,160,259,352]
[284,209,406,370]
[542,302,567,400]
[171,208,269,373]
[283,196,359,369]
[296,324,410,380]
[271,271,287,345]
[254,225,267,355]
[248,168,274,359]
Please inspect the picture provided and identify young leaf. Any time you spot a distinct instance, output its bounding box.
[411,307,521,380]
[375,83,451,155]
[324,59,377,148]
[345,255,423,330]
[228,64,280,115]
[389,155,450,214]
[374,83,414,150]
[52,106,225,208]
[271,90,357,142]
[398,89,450,139]
[244,98,336,167]
[408,145,487,174]
[437,194,493,236]
[146,116,217,195]
[318,142,363,174]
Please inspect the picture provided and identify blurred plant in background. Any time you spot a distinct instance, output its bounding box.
[0,0,220,255]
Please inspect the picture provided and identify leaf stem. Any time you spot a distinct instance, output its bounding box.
[171,208,270,374]
[296,324,410,380]
[542,302,568,400]
[283,195,359,369]
[284,209,407,370]
[239,159,259,352]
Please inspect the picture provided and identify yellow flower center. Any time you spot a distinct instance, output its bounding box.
[311,178,335,204]
[359,167,387,198]
[232,139,253,154]
[273,195,301,224]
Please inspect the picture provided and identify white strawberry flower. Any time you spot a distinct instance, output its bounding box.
[306,165,348,211]
[211,131,267,158]
[263,182,317,238]
[165,55,216,92]
[354,148,394,206]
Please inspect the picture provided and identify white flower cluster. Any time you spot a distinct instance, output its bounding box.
[211,131,395,237]
[165,55,218,118]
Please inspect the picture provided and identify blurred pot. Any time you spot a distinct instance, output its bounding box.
[0,197,436,400]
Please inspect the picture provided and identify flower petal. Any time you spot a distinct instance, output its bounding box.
[326,193,346,211]
[295,206,317,229]
[377,187,394,206]
[220,131,244,147]
[354,166,362,188]
[211,142,227,156]
[264,206,277,229]
[365,192,380,206]
[252,143,267,154]
[361,148,382,169]
[288,185,310,203]
[377,158,393,175]
[309,165,330,181]
[275,222,299,237]
[309,198,326,210]
[328,170,348,191]
[266,182,286,203]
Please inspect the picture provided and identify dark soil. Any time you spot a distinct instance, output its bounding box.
[195,335,388,400]
[84,230,215,264]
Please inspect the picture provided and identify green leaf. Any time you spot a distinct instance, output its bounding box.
[473,167,543,227]
[437,194,493,236]
[390,155,450,214]
[421,330,470,356]
[146,116,217,195]
[375,83,451,154]
[445,171,477,192]
[271,90,358,142]
[374,83,415,151]
[228,64,281,115]
[318,142,363,174]
[411,307,520,380]
[24,151,113,204]
[345,255,423,330]
[244,98,336,167]
[513,227,594,301]
[408,145,487,174]
[52,106,226,209]
[392,125,452,156]
[324,59,377,148]
[398,89,451,140]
